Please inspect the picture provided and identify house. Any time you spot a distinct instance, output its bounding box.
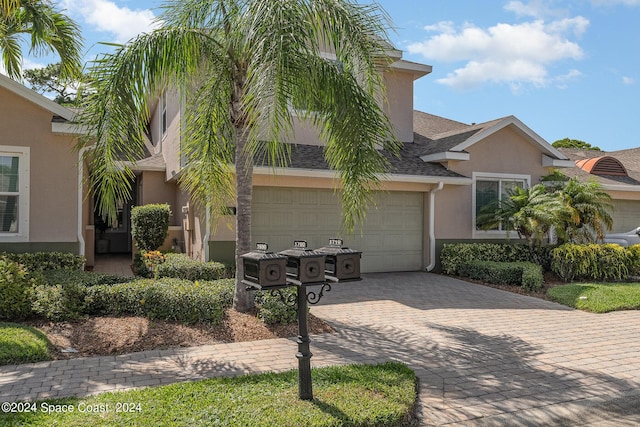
[0,46,579,272]
[557,147,640,233]
[0,73,86,256]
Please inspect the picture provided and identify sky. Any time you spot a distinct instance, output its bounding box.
[20,0,640,151]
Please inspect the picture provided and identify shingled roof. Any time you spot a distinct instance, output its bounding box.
[558,148,640,186]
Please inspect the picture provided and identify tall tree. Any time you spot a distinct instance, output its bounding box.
[24,62,81,104]
[77,0,400,312]
[0,0,83,80]
[552,138,601,151]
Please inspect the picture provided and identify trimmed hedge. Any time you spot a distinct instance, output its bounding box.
[458,260,544,291]
[156,253,232,281]
[551,243,630,282]
[131,204,171,251]
[1,252,84,272]
[87,278,234,325]
[441,243,554,275]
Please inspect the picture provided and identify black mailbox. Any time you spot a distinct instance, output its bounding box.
[315,238,361,281]
[240,243,288,289]
[278,241,326,284]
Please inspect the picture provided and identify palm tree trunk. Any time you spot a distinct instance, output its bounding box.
[233,125,254,312]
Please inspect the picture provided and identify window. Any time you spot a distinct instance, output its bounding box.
[160,90,168,139]
[473,172,528,235]
[0,147,29,241]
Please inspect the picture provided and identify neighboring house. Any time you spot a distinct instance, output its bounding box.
[0,46,580,273]
[558,147,640,233]
[0,73,86,256]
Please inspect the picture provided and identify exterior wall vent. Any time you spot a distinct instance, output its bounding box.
[575,156,628,176]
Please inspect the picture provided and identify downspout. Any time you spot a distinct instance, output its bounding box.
[426,182,444,271]
[77,146,93,263]
[203,204,211,261]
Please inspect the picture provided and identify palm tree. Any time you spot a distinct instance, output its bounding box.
[77,0,400,312]
[477,184,562,245]
[555,177,613,243]
[0,0,83,80]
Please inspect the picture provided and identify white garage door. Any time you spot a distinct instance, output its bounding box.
[611,200,640,233]
[252,187,424,272]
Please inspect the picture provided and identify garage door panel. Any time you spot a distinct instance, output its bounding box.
[252,188,423,272]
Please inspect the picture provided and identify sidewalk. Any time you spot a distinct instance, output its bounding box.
[2,272,640,426]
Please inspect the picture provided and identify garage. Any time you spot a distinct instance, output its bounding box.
[611,200,640,233]
[252,187,424,272]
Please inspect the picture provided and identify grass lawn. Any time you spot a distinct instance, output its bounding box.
[0,362,417,427]
[0,322,51,365]
[547,282,640,313]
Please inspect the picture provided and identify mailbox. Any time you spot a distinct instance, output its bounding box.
[278,241,326,284]
[240,243,288,289]
[315,238,361,281]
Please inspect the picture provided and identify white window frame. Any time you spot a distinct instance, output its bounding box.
[0,146,29,242]
[472,172,530,239]
[160,90,168,140]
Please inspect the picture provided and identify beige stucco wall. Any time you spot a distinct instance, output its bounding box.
[383,70,415,143]
[138,171,179,225]
[435,126,554,239]
[0,86,79,243]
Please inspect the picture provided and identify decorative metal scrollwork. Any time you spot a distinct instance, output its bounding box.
[270,288,298,307]
[306,283,331,305]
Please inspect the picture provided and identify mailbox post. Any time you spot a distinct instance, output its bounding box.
[241,239,361,401]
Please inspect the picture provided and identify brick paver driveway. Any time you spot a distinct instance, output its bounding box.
[311,272,640,426]
[1,272,639,426]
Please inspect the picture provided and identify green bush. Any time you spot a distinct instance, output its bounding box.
[0,258,40,320]
[458,260,544,291]
[551,244,630,282]
[87,278,234,324]
[441,243,553,275]
[30,282,89,321]
[1,252,84,272]
[256,287,300,324]
[131,204,171,251]
[42,269,132,287]
[156,253,231,281]
[628,244,640,277]
[132,251,152,277]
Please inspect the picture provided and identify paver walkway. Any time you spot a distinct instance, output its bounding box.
[1,272,640,426]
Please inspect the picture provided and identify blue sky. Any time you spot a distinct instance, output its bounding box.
[23,0,640,151]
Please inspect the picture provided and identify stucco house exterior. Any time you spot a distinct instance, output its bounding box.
[1,47,583,273]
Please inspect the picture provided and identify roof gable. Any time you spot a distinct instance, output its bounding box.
[0,73,74,121]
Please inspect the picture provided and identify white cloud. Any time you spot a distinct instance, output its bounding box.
[623,76,635,84]
[407,13,588,91]
[61,0,159,43]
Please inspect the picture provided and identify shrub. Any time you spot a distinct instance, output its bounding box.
[131,204,171,251]
[30,282,89,321]
[441,243,554,275]
[42,269,133,287]
[551,244,630,282]
[628,244,640,277]
[458,260,544,291]
[132,251,152,278]
[255,287,300,324]
[1,252,84,272]
[156,253,230,281]
[87,278,234,324]
[0,258,40,320]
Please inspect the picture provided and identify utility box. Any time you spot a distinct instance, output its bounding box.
[315,238,361,281]
[278,241,326,285]
[240,243,288,289]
